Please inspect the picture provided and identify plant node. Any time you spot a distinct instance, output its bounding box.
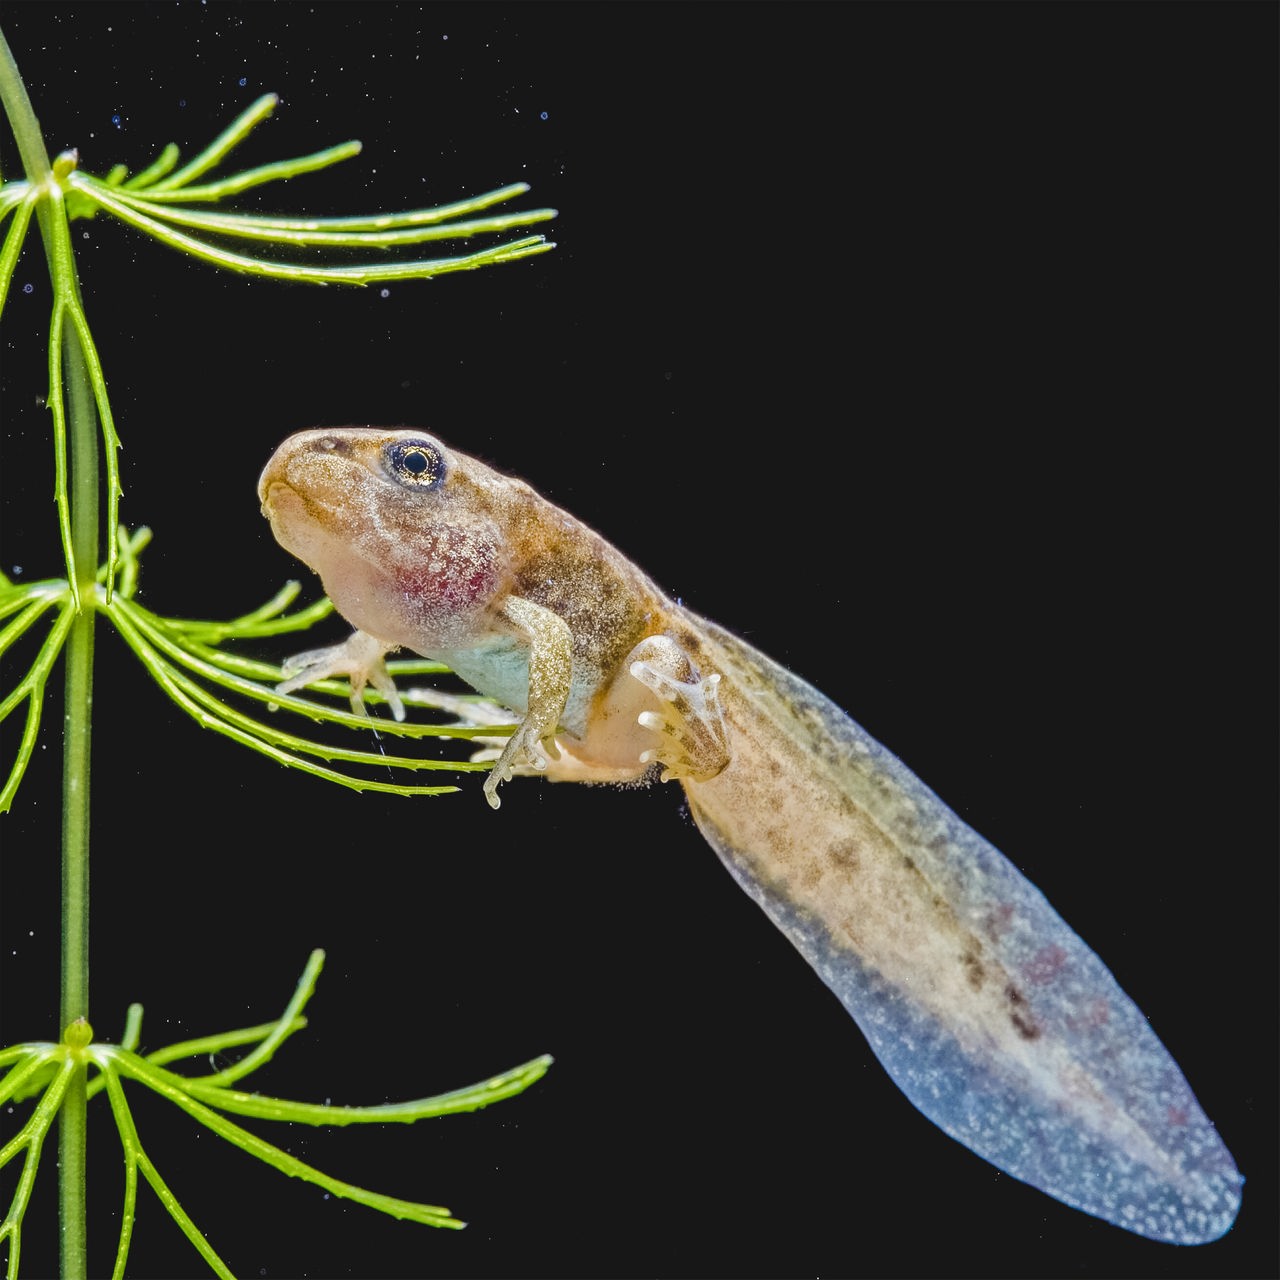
[0,950,551,1277]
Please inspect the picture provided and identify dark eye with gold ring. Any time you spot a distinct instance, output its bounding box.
[385,439,446,489]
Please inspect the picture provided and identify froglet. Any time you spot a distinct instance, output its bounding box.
[259,427,1241,1245]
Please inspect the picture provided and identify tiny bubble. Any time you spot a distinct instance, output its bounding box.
[380,288,390,299]
[540,111,548,121]
[82,232,89,240]
[110,114,121,128]
[239,77,247,87]
[22,283,32,294]
[179,98,187,108]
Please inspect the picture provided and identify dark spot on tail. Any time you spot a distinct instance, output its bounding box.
[1005,983,1041,1041]
[961,949,986,992]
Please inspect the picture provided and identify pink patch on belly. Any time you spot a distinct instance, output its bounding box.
[394,533,500,617]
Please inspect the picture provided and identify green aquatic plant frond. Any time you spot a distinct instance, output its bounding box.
[68,172,554,284]
[51,91,556,285]
[0,951,553,1280]
[77,174,553,245]
[0,527,517,812]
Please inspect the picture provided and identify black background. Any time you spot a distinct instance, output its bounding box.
[0,3,1275,1278]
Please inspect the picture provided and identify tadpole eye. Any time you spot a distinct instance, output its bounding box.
[385,439,446,489]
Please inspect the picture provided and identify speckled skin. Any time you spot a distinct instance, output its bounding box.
[260,428,1241,1245]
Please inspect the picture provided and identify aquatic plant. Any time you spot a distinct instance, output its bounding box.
[0,28,554,1277]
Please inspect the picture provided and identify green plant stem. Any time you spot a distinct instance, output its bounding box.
[58,328,98,1023]
[56,326,98,1280]
[0,26,96,1278]
[0,27,47,186]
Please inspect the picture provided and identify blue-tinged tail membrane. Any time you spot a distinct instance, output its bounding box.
[686,619,1243,1246]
